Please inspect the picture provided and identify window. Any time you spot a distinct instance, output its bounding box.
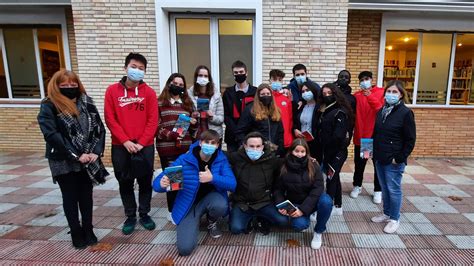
[171,15,254,93]
[383,31,474,106]
[0,26,65,100]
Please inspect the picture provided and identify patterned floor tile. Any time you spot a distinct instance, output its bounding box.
[446,235,474,249]
[375,234,406,248]
[346,221,373,234]
[462,213,474,222]
[151,230,206,245]
[0,174,20,183]
[405,165,433,175]
[401,212,431,223]
[438,174,474,185]
[2,226,63,240]
[412,223,442,235]
[0,203,19,213]
[352,234,380,248]
[28,195,63,205]
[407,196,459,213]
[396,222,420,235]
[434,223,465,235]
[398,235,430,249]
[425,184,471,198]
[0,225,19,237]
[49,228,111,241]
[423,235,456,249]
[254,231,309,247]
[325,221,350,234]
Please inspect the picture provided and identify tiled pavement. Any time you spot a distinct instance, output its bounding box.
[0,152,473,265]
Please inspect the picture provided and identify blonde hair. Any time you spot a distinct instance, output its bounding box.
[47,70,86,116]
[252,83,281,121]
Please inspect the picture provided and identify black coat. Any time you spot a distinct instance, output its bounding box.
[315,102,350,164]
[292,102,320,157]
[227,144,283,211]
[273,156,324,216]
[37,98,105,161]
[222,85,257,145]
[373,102,416,165]
[234,104,285,156]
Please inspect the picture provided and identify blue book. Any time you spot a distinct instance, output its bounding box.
[164,165,183,191]
[276,200,297,214]
[360,138,373,159]
[172,114,191,136]
[197,98,210,111]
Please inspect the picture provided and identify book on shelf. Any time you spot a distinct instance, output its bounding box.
[164,165,184,191]
[360,138,373,159]
[276,200,297,214]
[172,114,191,136]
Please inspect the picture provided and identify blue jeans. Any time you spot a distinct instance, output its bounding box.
[176,192,228,256]
[230,203,288,234]
[290,193,333,233]
[375,161,406,221]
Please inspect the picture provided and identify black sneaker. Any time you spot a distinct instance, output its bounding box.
[70,228,87,249]
[139,215,156,231]
[83,226,98,246]
[122,217,137,235]
[254,218,271,235]
[207,219,222,238]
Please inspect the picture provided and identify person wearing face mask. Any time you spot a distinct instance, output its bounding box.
[153,130,236,256]
[104,53,158,235]
[371,80,416,234]
[314,83,354,216]
[156,73,198,218]
[38,70,109,249]
[226,132,288,235]
[235,84,285,157]
[351,71,385,204]
[269,69,294,149]
[293,81,320,158]
[273,139,333,249]
[187,65,224,139]
[223,60,257,152]
[334,70,356,113]
[287,63,321,108]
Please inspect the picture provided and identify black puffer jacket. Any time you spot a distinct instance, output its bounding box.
[37,98,105,161]
[227,144,283,211]
[273,155,324,216]
[234,104,285,156]
[373,102,416,165]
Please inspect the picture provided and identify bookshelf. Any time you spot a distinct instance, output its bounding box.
[383,59,416,102]
[450,59,472,105]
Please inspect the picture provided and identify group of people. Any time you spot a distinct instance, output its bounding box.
[37,53,416,255]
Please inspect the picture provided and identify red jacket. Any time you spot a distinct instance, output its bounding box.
[273,91,294,148]
[104,78,158,146]
[353,86,384,146]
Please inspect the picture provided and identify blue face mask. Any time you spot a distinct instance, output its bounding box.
[302,91,314,101]
[295,75,306,85]
[201,143,217,156]
[127,67,145,82]
[246,148,264,161]
[360,80,372,89]
[271,82,282,91]
[385,93,400,105]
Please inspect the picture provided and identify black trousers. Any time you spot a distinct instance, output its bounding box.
[112,145,154,218]
[159,155,179,212]
[325,150,347,207]
[353,145,381,192]
[56,170,93,230]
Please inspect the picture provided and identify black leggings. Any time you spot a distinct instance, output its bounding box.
[56,170,93,230]
[325,150,348,207]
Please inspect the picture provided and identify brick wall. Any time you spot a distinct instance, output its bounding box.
[0,108,43,152]
[262,0,349,85]
[346,10,382,89]
[66,7,79,72]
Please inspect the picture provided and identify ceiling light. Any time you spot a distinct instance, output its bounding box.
[404,37,410,42]
[458,43,462,47]
[387,45,393,51]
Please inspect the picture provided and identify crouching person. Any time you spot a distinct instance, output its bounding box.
[227,132,288,235]
[274,139,332,249]
[153,130,236,256]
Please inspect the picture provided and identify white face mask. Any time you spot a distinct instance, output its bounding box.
[196,77,209,86]
[360,79,372,90]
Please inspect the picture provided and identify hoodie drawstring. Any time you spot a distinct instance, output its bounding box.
[124,86,138,98]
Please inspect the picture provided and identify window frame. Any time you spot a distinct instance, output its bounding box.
[378,12,474,108]
[0,7,71,107]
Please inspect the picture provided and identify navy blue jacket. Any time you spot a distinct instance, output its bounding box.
[287,78,320,105]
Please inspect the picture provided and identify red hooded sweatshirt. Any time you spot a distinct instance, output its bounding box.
[104,77,158,146]
[273,91,294,148]
[353,86,384,146]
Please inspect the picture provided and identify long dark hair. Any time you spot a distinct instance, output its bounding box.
[319,82,354,127]
[158,73,194,113]
[192,65,214,98]
[301,81,319,104]
[280,138,316,182]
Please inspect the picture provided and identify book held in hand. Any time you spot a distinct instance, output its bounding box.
[164,165,183,191]
[197,98,210,111]
[326,163,335,180]
[301,131,314,142]
[172,114,191,136]
[276,200,297,214]
[360,138,373,159]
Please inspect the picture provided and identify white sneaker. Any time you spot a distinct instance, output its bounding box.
[331,206,343,216]
[350,186,362,198]
[310,212,317,222]
[167,212,176,225]
[371,214,390,223]
[383,219,400,234]
[373,191,382,204]
[311,233,322,249]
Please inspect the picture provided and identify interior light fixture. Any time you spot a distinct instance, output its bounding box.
[458,43,463,47]
[387,45,393,51]
[403,37,410,42]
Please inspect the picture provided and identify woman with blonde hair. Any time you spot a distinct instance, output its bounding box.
[37,69,108,249]
[235,83,285,156]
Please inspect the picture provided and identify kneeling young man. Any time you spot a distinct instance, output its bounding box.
[153,130,236,256]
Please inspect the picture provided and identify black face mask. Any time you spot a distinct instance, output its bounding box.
[234,74,247,84]
[337,78,349,88]
[323,95,336,105]
[60,87,80,99]
[169,84,184,96]
[260,96,273,106]
[290,154,308,165]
